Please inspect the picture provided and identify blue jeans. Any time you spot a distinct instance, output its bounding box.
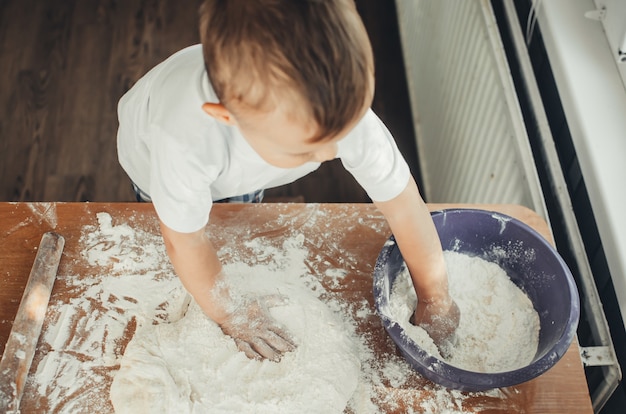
[132,183,264,204]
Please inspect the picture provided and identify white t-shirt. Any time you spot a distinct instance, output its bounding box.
[117,45,410,233]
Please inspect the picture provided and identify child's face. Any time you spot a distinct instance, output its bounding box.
[236,109,358,169]
[233,100,371,169]
[204,71,375,169]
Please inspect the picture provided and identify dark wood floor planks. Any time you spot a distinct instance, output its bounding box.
[0,0,416,203]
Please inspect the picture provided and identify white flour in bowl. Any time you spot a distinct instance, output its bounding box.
[389,250,541,373]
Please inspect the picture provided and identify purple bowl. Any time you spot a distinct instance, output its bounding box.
[373,209,580,391]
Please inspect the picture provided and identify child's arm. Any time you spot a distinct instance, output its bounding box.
[374,177,460,346]
[158,220,296,361]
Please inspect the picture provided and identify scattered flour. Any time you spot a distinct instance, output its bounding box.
[27,213,189,413]
[27,202,58,229]
[25,209,515,413]
[389,251,540,373]
[110,265,361,414]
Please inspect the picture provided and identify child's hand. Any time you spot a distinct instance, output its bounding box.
[219,294,297,362]
[411,295,460,352]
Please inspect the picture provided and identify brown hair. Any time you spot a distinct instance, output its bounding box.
[199,0,374,142]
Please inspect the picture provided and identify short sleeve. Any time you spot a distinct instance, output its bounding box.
[338,110,411,202]
[149,126,218,233]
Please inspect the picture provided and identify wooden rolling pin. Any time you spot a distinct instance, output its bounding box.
[0,232,65,413]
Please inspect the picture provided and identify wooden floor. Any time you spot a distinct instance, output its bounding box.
[0,0,417,203]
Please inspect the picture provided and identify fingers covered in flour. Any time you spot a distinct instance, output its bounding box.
[219,295,296,362]
[411,295,460,357]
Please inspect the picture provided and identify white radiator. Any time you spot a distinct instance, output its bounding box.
[395,0,547,220]
[394,0,623,409]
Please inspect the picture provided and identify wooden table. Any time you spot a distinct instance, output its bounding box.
[0,202,593,413]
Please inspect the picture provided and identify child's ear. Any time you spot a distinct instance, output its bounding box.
[202,102,236,125]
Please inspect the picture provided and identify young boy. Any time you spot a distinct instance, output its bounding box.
[117,0,459,362]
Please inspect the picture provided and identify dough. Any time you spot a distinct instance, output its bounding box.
[110,269,360,414]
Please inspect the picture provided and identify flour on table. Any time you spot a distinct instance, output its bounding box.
[27,209,513,413]
[28,212,188,413]
[389,251,540,373]
[110,263,360,414]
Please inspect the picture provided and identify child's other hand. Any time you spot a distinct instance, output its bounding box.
[219,294,297,362]
[411,295,460,353]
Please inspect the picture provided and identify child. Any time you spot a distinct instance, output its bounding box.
[117,0,459,362]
